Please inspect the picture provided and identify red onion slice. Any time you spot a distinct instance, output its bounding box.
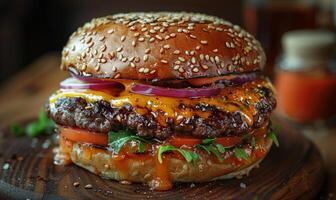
[130,83,220,98]
[60,78,124,90]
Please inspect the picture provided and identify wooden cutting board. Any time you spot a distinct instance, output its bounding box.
[0,121,324,200]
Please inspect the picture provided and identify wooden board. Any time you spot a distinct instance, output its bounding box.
[0,121,324,200]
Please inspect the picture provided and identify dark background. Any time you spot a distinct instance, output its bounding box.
[0,0,242,83]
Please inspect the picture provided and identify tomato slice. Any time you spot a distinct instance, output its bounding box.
[168,136,201,148]
[60,127,108,146]
[215,136,242,147]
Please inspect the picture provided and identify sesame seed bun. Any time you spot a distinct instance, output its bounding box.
[69,138,272,185]
[61,12,266,80]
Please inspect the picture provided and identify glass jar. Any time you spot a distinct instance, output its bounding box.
[275,30,336,123]
[244,0,318,76]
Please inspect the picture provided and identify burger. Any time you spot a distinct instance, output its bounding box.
[46,12,277,190]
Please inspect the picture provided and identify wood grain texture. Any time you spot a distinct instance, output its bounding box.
[0,120,324,200]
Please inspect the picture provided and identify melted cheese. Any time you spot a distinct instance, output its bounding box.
[49,78,273,127]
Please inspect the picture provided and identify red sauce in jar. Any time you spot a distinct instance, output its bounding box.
[275,70,336,122]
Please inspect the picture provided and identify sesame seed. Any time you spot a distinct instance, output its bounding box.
[134,57,140,63]
[178,57,185,62]
[88,42,94,48]
[202,28,209,32]
[233,25,241,31]
[205,54,210,61]
[200,40,208,45]
[81,64,87,71]
[164,35,170,40]
[134,32,140,37]
[138,37,145,42]
[149,29,156,34]
[81,52,86,58]
[173,65,180,70]
[118,54,123,61]
[160,48,164,54]
[149,37,155,42]
[93,49,98,55]
[163,44,170,49]
[130,26,136,31]
[128,56,135,62]
[170,33,176,38]
[201,64,209,69]
[189,34,197,39]
[178,67,185,73]
[73,182,80,187]
[121,35,126,42]
[217,69,221,75]
[210,56,215,63]
[216,27,224,32]
[143,55,149,61]
[215,56,220,63]
[98,36,105,41]
[63,49,69,57]
[196,45,201,50]
[108,51,115,59]
[94,64,101,71]
[155,35,163,40]
[200,54,205,60]
[191,57,197,64]
[122,57,127,62]
[132,41,136,47]
[185,50,190,55]
[114,73,121,78]
[150,69,156,74]
[116,46,123,52]
[143,68,150,73]
[130,62,136,68]
[192,67,199,72]
[213,49,218,53]
[175,60,181,65]
[139,67,144,73]
[208,25,216,30]
[107,29,114,34]
[100,58,107,63]
[98,53,103,59]
[161,59,168,64]
[225,42,231,48]
[141,27,148,32]
[112,66,117,72]
[100,44,107,52]
[86,37,92,44]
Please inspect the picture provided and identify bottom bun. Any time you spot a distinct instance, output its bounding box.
[65,137,272,188]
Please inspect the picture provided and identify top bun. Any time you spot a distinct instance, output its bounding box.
[61,12,266,80]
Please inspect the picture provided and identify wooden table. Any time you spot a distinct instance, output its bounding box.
[0,53,335,198]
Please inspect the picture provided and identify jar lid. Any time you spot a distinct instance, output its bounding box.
[281,30,336,70]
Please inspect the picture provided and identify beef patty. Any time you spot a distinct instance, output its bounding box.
[46,87,276,140]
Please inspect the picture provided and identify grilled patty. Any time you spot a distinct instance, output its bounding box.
[46,86,276,139]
